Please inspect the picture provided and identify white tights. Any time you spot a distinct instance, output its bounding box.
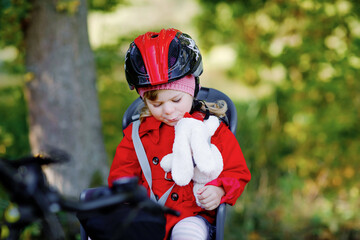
[170,216,209,240]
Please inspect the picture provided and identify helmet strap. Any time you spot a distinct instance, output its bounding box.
[194,77,200,97]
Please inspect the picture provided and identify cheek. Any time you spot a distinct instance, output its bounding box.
[179,105,191,114]
[148,106,162,118]
[186,103,192,112]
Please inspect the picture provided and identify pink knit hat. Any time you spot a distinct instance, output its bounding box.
[138,75,197,98]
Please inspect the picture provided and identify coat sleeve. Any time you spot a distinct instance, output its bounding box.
[108,124,142,187]
[206,123,251,206]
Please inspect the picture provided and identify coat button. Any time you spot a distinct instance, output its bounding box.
[171,193,179,201]
[152,157,159,165]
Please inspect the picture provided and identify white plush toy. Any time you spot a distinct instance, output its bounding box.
[161,115,223,207]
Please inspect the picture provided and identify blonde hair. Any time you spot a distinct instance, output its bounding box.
[139,90,228,121]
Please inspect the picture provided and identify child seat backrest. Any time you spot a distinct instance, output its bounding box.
[122,87,237,135]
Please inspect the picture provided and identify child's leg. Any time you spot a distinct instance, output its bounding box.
[170,216,211,240]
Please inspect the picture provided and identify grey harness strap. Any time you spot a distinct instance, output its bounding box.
[132,120,175,206]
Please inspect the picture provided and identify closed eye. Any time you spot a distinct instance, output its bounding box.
[152,103,162,107]
[172,98,181,103]
[147,99,162,107]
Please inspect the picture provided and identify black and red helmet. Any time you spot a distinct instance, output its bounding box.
[125,28,203,90]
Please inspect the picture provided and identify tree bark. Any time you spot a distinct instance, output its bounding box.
[24,0,108,197]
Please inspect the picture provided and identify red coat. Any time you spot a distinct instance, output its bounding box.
[108,113,251,239]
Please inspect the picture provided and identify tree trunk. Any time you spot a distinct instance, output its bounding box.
[24,0,108,197]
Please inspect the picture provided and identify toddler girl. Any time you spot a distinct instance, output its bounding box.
[108,28,251,240]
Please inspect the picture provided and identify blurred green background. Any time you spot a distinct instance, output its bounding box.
[1,0,360,239]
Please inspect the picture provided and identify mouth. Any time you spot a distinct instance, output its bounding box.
[167,118,178,123]
[164,117,179,125]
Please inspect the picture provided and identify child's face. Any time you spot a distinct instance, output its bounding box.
[145,89,193,126]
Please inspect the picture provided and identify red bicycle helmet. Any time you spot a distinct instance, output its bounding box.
[125,28,203,93]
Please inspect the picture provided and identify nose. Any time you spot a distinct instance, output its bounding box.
[163,102,174,115]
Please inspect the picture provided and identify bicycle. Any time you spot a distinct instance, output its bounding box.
[0,153,178,240]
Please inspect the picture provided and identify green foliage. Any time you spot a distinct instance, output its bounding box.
[0,85,30,159]
[196,0,360,238]
[0,0,31,74]
[0,0,31,48]
[87,0,127,12]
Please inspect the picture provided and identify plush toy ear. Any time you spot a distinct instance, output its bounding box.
[169,118,197,186]
[190,125,216,173]
[204,116,220,136]
[191,116,222,174]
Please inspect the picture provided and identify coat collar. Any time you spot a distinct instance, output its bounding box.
[138,112,206,144]
[138,116,162,142]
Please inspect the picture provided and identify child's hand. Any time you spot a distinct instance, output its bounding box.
[197,185,225,210]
